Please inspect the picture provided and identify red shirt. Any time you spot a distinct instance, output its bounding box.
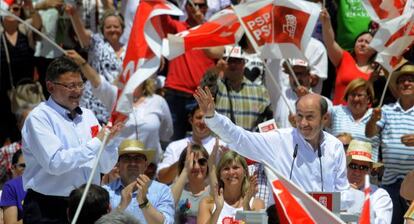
[333,51,371,105]
[164,19,215,94]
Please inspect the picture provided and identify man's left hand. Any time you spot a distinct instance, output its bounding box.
[136,174,151,204]
[401,134,414,147]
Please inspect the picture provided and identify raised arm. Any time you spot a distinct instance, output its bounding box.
[65,50,101,88]
[365,107,382,137]
[320,8,344,67]
[171,144,193,206]
[65,4,92,49]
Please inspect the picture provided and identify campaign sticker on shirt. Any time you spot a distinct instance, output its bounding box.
[258,119,278,133]
[90,125,99,138]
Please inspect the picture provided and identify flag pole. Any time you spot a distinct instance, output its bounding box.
[377,14,414,107]
[71,128,111,224]
[0,8,66,54]
[231,4,295,114]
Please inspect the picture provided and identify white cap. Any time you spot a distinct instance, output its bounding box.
[223,45,245,59]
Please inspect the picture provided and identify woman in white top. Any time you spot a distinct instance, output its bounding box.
[197,151,264,224]
[66,50,173,163]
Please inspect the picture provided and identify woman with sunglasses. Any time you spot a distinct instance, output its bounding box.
[0,0,42,146]
[198,150,264,224]
[171,143,210,223]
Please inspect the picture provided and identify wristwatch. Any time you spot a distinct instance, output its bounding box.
[139,198,150,209]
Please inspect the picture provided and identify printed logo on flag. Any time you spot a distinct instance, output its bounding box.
[273,6,310,49]
[242,4,273,46]
[384,21,414,47]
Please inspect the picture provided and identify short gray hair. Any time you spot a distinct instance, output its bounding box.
[94,211,141,224]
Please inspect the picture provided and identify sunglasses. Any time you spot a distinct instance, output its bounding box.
[348,163,370,171]
[10,6,21,12]
[16,163,26,169]
[120,155,147,162]
[193,158,208,166]
[187,2,208,8]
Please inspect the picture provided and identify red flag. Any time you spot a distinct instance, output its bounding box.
[162,9,243,60]
[369,12,414,57]
[110,0,182,123]
[361,0,412,22]
[264,165,345,224]
[358,175,371,224]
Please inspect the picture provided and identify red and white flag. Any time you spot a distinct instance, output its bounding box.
[0,0,14,10]
[264,0,321,59]
[369,11,414,57]
[358,175,371,224]
[162,9,243,60]
[264,165,345,224]
[111,0,182,120]
[375,53,408,73]
[361,0,413,22]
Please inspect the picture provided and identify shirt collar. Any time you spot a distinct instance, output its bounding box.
[46,97,83,120]
[392,100,414,113]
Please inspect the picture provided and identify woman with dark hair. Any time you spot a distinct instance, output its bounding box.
[197,150,264,224]
[171,143,210,223]
[320,8,377,105]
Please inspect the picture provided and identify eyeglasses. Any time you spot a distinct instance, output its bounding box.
[193,158,208,166]
[227,58,245,64]
[15,163,26,169]
[10,6,21,12]
[187,2,208,8]
[120,155,147,163]
[348,163,370,171]
[53,82,85,90]
[397,75,414,84]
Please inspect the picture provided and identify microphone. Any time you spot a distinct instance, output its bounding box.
[318,147,324,192]
[289,144,299,180]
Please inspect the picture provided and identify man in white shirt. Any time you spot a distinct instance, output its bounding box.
[194,88,349,193]
[345,140,393,224]
[21,56,121,223]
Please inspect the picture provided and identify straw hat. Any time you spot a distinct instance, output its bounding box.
[118,139,155,163]
[389,64,414,92]
[346,140,383,168]
[400,170,414,201]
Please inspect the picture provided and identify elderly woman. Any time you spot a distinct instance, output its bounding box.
[66,6,125,123]
[197,151,264,224]
[320,9,377,105]
[327,78,380,161]
[171,143,211,223]
[66,50,173,163]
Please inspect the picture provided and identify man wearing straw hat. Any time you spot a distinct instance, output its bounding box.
[366,64,414,224]
[104,139,174,224]
[345,139,393,223]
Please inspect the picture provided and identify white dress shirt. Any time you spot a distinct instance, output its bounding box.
[346,185,393,224]
[205,112,349,193]
[21,98,118,197]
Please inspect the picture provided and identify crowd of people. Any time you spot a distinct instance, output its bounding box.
[1,0,414,223]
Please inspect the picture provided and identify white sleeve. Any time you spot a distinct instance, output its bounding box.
[372,189,393,224]
[204,112,279,166]
[91,75,117,111]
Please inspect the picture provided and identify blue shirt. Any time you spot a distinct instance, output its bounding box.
[0,176,26,220]
[377,101,414,185]
[104,178,175,224]
[21,97,119,196]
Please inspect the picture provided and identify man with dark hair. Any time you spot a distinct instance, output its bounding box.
[21,55,122,224]
[67,184,111,224]
[104,139,174,224]
[195,89,349,195]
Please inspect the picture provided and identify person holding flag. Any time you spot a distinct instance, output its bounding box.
[345,140,393,223]
[366,64,414,224]
[194,87,350,200]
